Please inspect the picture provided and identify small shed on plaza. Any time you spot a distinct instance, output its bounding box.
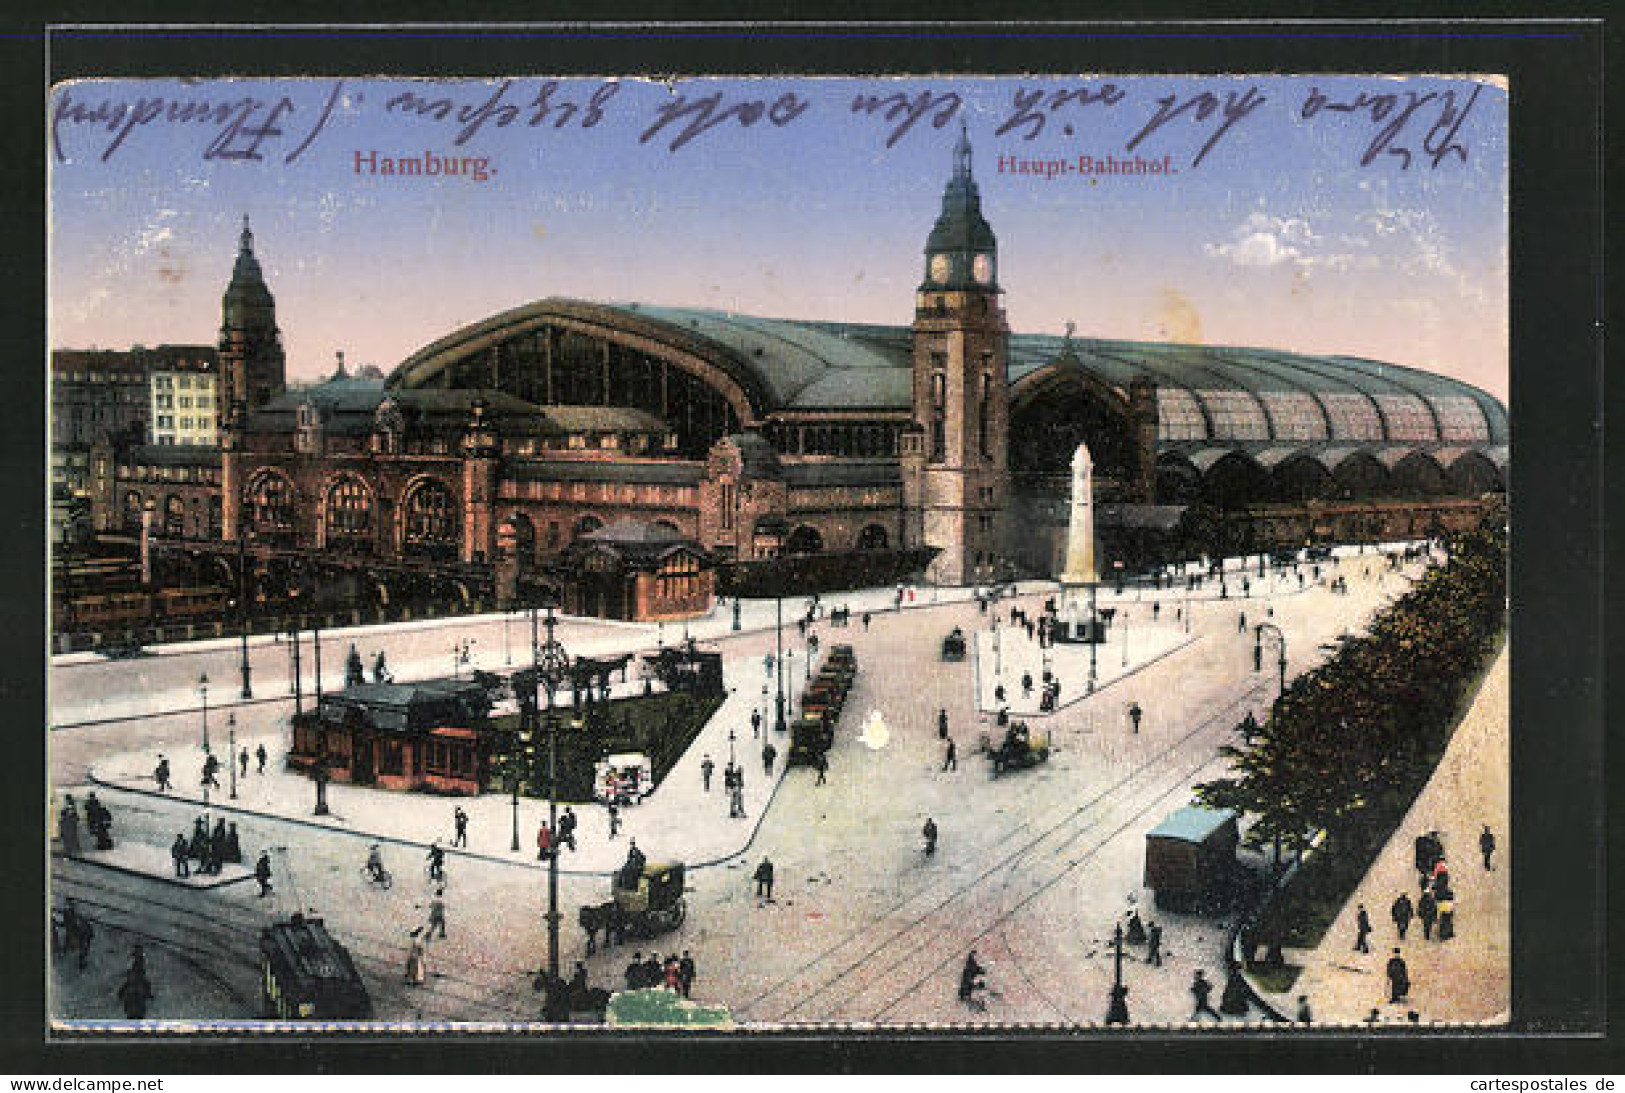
[290,678,497,794]
[1143,805,1240,910]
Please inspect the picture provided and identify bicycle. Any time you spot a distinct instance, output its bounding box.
[360,863,393,890]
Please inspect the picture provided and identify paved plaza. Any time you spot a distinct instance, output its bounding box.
[48,547,1509,1028]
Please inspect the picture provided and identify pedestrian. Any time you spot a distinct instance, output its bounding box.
[153,756,171,793]
[1296,995,1313,1024]
[862,612,871,630]
[701,755,715,792]
[171,834,190,877]
[210,819,228,873]
[66,901,94,970]
[188,816,208,863]
[625,952,645,990]
[201,753,220,789]
[731,785,746,819]
[1190,969,1221,1021]
[922,817,938,855]
[642,953,662,990]
[753,857,774,899]
[1128,702,1143,734]
[1417,889,1438,941]
[536,821,553,862]
[1436,887,1456,941]
[1238,611,1247,633]
[224,822,242,865]
[239,746,250,780]
[607,801,622,839]
[1021,672,1034,697]
[346,643,365,687]
[1146,922,1163,966]
[679,950,696,999]
[561,806,578,852]
[1152,601,1161,620]
[452,806,468,848]
[1391,892,1414,941]
[751,709,762,739]
[1432,858,1451,896]
[815,750,828,786]
[58,798,82,858]
[958,951,985,1003]
[1385,948,1410,1003]
[994,684,1006,705]
[1480,824,1496,870]
[254,851,273,897]
[427,888,447,939]
[1354,903,1372,953]
[762,741,777,775]
[117,963,153,1019]
[1125,910,1146,945]
[664,955,682,992]
[937,709,948,740]
[373,650,390,684]
[256,743,268,774]
[428,840,446,880]
[405,931,426,986]
[942,737,957,772]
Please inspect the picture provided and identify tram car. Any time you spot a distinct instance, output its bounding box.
[55,585,231,635]
[789,712,835,766]
[259,913,371,1020]
[1143,806,1240,911]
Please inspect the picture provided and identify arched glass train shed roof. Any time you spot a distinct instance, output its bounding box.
[389,298,1507,449]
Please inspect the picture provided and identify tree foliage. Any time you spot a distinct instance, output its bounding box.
[1197,517,1507,852]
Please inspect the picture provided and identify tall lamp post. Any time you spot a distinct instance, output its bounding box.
[773,595,787,734]
[236,505,253,699]
[227,713,238,800]
[198,673,211,754]
[1087,584,1099,693]
[532,597,570,983]
[1105,922,1131,1024]
[1253,623,1287,696]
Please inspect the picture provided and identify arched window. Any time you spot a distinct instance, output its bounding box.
[507,512,536,564]
[786,525,824,555]
[163,495,185,538]
[324,475,373,551]
[249,473,296,538]
[122,491,143,532]
[857,524,889,550]
[656,550,701,601]
[402,479,457,556]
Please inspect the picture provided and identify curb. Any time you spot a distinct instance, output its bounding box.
[58,848,255,891]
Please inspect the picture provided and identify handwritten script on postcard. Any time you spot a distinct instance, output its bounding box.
[52,78,1485,172]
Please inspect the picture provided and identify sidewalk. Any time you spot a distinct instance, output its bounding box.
[87,650,815,878]
[65,841,255,890]
[1252,641,1510,1025]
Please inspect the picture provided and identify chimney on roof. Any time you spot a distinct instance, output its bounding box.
[333,350,348,379]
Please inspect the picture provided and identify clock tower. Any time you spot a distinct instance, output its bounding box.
[900,123,1010,586]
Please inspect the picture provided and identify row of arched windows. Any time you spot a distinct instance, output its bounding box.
[244,472,459,555]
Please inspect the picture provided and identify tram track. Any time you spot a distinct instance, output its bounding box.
[52,862,543,1022]
[735,678,1264,1024]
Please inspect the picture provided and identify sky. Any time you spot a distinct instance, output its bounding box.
[49,75,1508,402]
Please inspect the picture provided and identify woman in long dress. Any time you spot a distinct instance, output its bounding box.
[405,932,427,986]
[58,798,82,858]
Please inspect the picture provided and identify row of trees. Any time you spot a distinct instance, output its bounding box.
[1197,516,1507,867]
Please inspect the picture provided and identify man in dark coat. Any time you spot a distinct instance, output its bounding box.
[701,755,715,792]
[942,737,957,772]
[815,751,828,785]
[624,952,645,990]
[753,857,774,899]
[959,951,985,1003]
[1354,904,1372,953]
[1190,969,1221,1021]
[678,951,696,998]
[762,742,777,776]
[153,756,171,792]
[224,823,242,865]
[211,819,229,871]
[117,964,153,1019]
[171,834,191,878]
[751,709,762,738]
[254,851,273,897]
[937,709,949,740]
[1385,949,1410,1003]
[1391,892,1414,940]
[1416,889,1438,940]
[1480,825,1496,870]
[256,743,268,774]
[188,817,209,862]
[1145,922,1163,966]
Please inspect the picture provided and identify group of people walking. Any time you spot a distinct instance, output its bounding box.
[57,793,115,856]
[170,815,242,877]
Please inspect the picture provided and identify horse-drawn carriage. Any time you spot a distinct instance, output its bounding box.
[940,627,967,662]
[578,860,688,953]
[987,721,1050,775]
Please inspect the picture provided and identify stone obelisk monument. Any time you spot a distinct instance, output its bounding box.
[1061,442,1099,586]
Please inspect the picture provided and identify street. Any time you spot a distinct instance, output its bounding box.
[50,549,1493,1027]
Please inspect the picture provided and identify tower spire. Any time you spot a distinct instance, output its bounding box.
[239,214,253,254]
[954,117,973,180]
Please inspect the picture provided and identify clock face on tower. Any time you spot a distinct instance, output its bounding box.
[973,253,994,284]
[930,254,951,283]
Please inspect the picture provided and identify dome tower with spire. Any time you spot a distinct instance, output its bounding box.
[218,215,286,412]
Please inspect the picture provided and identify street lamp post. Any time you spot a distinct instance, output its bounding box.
[1087,584,1099,693]
[312,617,324,699]
[728,728,737,768]
[289,620,304,717]
[773,596,787,735]
[236,518,253,698]
[731,597,741,631]
[227,714,238,800]
[198,673,210,755]
[1121,610,1130,668]
[1105,922,1131,1024]
[1253,623,1287,696]
[504,611,513,666]
[530,599,569,983]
